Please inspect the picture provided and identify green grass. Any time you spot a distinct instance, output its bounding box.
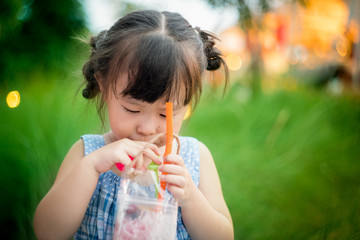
[0,75,101,239]
[1,78,359,239]
[183,84,360,239]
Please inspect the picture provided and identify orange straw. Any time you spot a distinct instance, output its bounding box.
[158,102,173,200]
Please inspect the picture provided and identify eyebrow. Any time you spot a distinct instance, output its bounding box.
[124,96,184,111]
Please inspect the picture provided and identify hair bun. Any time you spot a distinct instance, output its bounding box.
[82,88,91,99]
[81,30,107,99]
[89,30,107,54]
[206,50,222,71]
[195,27,223,71]
[81,60,99,99]
[82,78,98,99]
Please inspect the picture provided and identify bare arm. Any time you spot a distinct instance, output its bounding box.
[182,141,233,239]
[161,141,234,239]
[33,138,161,240]
[33,139,100,239]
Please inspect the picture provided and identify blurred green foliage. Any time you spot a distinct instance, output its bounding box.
[0,0,86,86]
[1,0,360,239]
[1,78,360,238]
[0,77,101,239]
[183,84,360,239]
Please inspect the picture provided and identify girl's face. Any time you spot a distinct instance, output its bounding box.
[105,76,188,144]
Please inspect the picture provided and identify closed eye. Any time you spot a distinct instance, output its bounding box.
[123,106,140,114]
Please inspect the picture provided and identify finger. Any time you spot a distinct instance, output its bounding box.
[116,153,133,168]
[121,139,160,157]
[164,154,184,165]
[144,143,162,156]
[116,139,162,165]
[124,143,159,164]
[159,164,184,175]
[160,174,186,188]
[124,150,161,168]
[115,139,143,159]
[142,148,162,165]
[142,155,160,169]
[133,153,143,170]
[167,184,185,198]
[136,141,162,156]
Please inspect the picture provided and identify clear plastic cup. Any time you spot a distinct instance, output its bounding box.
[113,195,178,240]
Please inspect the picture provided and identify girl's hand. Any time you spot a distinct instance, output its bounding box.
[159,154,196,207]
[87,138,162,174]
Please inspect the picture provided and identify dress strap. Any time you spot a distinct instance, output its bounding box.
[81,134,106,156]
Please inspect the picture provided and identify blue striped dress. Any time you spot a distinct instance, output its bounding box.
[74,134,200,240]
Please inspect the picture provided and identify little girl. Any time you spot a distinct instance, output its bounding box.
[34,10,233,240]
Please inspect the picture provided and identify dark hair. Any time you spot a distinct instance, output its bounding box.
[82,10,228,119]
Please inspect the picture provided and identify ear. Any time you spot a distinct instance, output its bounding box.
[94,72,104,92]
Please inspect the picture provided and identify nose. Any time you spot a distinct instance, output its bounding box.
[136,116,159,137]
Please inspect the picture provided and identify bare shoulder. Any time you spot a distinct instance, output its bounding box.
[197,140,232,222]
[68,139,85,157]
[53,139,85,186]
[198,141,212,160]
[197,141,219,189]
[63,139,85,163]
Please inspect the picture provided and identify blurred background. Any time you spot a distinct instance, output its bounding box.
[1,0,359,239]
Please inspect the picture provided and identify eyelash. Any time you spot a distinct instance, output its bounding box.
[123,106,166,118]
[123,107,139,114]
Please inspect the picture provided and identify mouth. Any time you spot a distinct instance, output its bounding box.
[131,133,166,147]
[131,133,180,156]
[146,133,167,147]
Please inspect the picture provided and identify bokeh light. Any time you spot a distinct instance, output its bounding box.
[6,91,21,108]
[336,36,348,57]
[225,53,242,71]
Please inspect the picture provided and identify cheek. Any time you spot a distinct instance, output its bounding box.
[107,103,130,136]
[107,110,121,133]
[107,104,120,124]
[172,110,187,134]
